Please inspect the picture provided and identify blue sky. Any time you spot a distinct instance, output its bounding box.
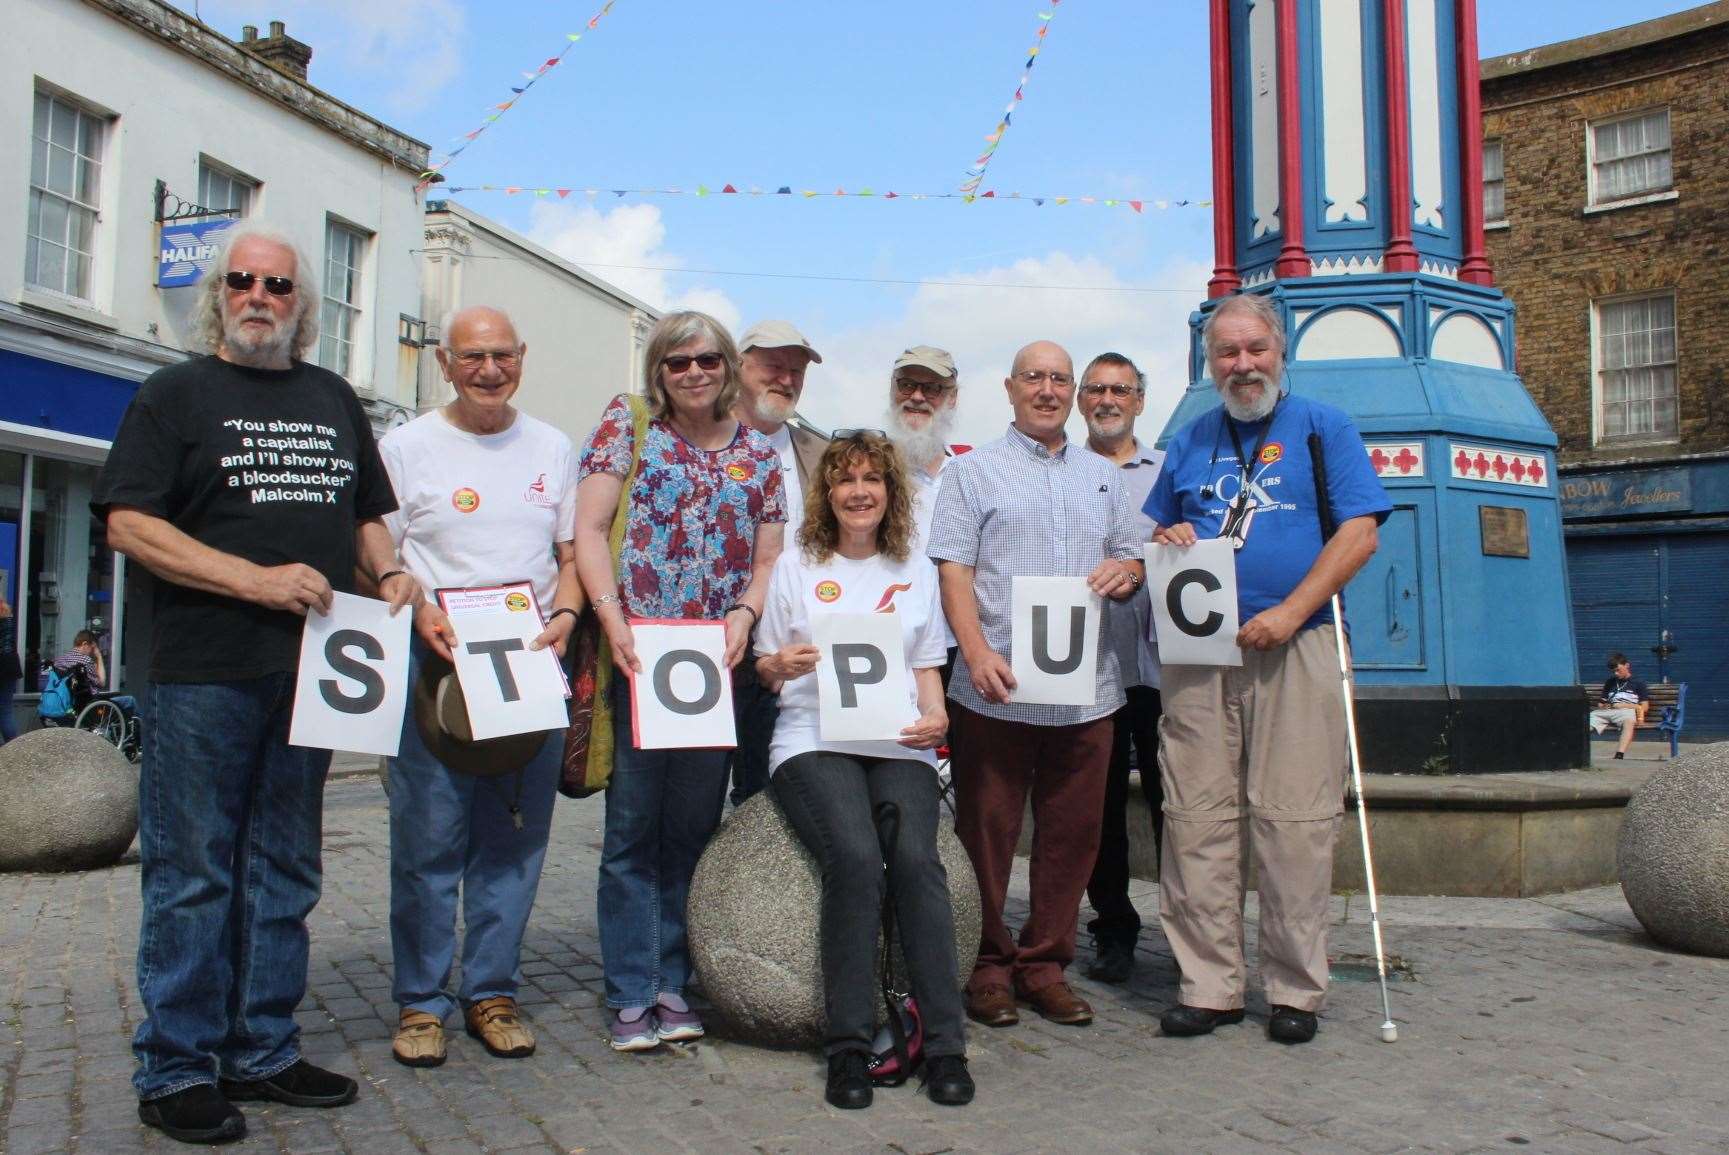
[198,0,1706,443]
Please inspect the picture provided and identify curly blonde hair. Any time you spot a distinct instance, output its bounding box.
[797,432,916,564]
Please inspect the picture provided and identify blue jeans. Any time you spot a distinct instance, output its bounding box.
[598,678,730,1008]
[132,674,331,1101]
[388,646,562,1019]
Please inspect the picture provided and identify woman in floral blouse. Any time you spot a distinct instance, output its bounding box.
[574,311,785,1051]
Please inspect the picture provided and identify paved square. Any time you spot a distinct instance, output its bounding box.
[3,773,1725,1154]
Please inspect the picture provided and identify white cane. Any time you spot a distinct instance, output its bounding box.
[1309,432,1397,1043]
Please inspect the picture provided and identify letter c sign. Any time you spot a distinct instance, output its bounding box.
[1166,569,1225,637]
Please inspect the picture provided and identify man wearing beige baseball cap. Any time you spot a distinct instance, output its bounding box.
[729,320,830,806]
[884,345,965,555]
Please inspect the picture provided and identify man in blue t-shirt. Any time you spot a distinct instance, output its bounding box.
[1142,293,1390,1046]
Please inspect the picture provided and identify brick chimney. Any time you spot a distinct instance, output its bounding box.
[239,20,313,80]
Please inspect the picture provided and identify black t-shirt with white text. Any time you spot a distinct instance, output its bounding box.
[92,356,397,682]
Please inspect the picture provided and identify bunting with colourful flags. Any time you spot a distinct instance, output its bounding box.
[959,2,1061,194]
[434,183,1207,214]
[418,0,620,186]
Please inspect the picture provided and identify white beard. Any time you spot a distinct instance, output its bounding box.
[222,308,295,368]
[1219,373,1279,423]
[747,391,797,427]
[886,403,956,471]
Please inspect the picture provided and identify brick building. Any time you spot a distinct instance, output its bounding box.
[1482,2,1729,738]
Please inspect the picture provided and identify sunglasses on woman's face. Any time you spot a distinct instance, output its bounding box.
[661,352,725,374]
[223,270,296,296]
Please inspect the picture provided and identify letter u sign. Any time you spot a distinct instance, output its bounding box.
[1010,577,1101,705]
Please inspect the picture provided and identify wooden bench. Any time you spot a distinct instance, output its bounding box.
[1582,681,1688,758]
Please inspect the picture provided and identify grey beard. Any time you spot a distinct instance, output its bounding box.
[886,404,955,470]
[222,314,296,369]
[748,392,796,427]
[1220,377,1279,423]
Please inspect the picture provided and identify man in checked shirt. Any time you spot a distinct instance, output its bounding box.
[927,340,1145,1029]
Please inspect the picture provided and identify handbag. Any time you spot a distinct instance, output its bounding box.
[559,393,650,798]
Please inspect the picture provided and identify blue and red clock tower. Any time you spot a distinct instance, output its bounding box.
[1164,0,1583,771]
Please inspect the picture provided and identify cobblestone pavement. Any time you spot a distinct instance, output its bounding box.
[3,775,1727,1155]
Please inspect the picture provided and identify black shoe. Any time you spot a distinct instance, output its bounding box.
[218,1060,358,1108]
[921,1054,975,1106]
[138,1085,246,1145]
[1267,1005,1318,1044]
[825,1051,873,1110]
[1159,1004,1246,1037]
[1086,935,1136,984]
[1613,751,1626,759]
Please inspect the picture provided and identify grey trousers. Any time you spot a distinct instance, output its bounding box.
[1157,625,1348,1013]
[771,752,967,1058]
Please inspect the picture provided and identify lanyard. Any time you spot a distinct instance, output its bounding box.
[1223,400,1279,493]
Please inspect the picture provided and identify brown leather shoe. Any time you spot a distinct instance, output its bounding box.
[1023,982,1093,1026]
[464,996,536,1058]
[393,1009,447,1067]
[965,983,1020,1027]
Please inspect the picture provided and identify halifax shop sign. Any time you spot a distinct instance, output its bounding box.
[156,218,236,288]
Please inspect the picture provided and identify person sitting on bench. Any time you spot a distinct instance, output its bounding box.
[1589,652,1649,760]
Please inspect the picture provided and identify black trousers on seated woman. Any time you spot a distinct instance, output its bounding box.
[771,752,967,1059]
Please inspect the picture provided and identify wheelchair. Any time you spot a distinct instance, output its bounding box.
[38,664,142,763]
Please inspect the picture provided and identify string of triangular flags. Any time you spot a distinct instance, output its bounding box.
[418,0,620,187]
[960,2,1061,194]
[435,184,1209,213]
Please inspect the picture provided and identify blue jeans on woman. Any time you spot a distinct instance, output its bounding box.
[132,674,331,1102]
[388,645,562,1019]
[597,677,730,1008]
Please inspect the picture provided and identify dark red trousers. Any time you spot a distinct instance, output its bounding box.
[949,703,1113,995]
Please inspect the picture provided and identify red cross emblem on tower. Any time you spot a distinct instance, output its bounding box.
[1393,447,1419,474]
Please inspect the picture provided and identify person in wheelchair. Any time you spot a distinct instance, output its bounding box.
[53,630,138,718]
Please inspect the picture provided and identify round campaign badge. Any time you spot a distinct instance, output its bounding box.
[451,487,481,513]
[726,462,752,482]
[1260,443,1284,465]
[504,592,531,612]
[815,580,842,603]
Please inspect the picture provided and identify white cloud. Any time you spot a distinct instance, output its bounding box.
[199,0,464,111]
[799,253,1212,449]
[526,201,742,333]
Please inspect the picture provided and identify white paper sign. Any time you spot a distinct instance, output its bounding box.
[448,609,571,740]
[630,621,737,750]
[811,613,915,741]
[1145,539,1244,666]
[290,591,413,756]
[1009,576,1102,706]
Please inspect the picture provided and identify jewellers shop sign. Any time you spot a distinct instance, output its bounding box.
[1559,466,1691,519]
[156,218,236,287]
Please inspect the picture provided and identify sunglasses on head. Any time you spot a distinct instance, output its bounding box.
[831,428,887,441]
[224,270,296,296]
[661,352,725,373]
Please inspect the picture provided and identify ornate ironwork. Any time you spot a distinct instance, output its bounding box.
[153,179,239,224]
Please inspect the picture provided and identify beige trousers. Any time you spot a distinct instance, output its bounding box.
[1157,625,1347,1013]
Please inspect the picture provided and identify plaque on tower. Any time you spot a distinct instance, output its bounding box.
[1479,506,1530,559]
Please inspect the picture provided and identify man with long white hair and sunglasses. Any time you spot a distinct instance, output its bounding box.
[95,223,416,1144]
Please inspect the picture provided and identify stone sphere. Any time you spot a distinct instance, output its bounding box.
[688,790,981,1047]
[0,728,139,872]
[1618,742,1729,957]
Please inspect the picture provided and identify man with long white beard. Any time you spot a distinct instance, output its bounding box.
[1143,292,1388,1046]
[883,345,964,553]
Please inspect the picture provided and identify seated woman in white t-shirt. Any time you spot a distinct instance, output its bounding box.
[755,431,973,1111]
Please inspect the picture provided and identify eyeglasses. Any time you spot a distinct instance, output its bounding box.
[452,350,521,369]
[894,377,954,397]
[1080,382,1141,399]
[661,352,726,374]
[1014,370,1074,387]
[224,270,295,296]
[831,428,887,441]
